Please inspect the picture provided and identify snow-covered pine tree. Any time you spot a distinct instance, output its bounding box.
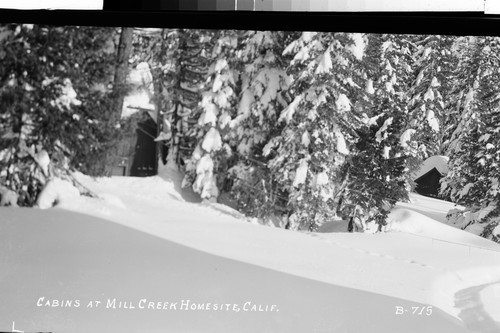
[266,32,367,231]
[0,24,118,206]
[441,36,500,243]
[182,30,242,201]
[444,36,486,157]
[224,31,291,218]
[406,35,457,157]
[154,29,214,167]
[337,34,416,231]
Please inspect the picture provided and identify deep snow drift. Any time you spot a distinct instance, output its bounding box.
[22,163,500,331]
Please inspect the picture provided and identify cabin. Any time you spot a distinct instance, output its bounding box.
[412,155,449,199]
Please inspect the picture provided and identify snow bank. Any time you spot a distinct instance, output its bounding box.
[386,207,499,250]
[0,185,18,207]
[50,168,500,327]
[36,178,80,209]
[386,206,500,323]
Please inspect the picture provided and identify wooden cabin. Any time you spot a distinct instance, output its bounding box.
[412,156,449,199]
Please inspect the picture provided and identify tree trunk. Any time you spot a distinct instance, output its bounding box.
[152,65,164,170]
[105,27,133,176]
[112,27,134,122]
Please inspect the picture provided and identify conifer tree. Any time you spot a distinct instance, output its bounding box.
[182,30,242,201]
[159,29,214,167]
[225,30,291,218]
[338,34,415,230]
[442,36,500,242]
[406,35,457,157]
[266,32,367,231]
[0,24,119,206]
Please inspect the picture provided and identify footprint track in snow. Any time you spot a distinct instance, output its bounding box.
[308,233,442,271]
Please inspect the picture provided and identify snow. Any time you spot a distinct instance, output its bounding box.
[282,40,298,56]
[382,40,392,54]
[278,95,302,124]
[122,91,155,118]
[154,132,171,142]
[347,33,365,61]
[480,133,491,142]
[486,143,495,150]
[424,88,435,101]
[237,89,254,117]
[365,79,375,94]
[315,48,333,74]
[237,139,251,155]
[301,31,316,43]
[495,225,500,237]
[53,78,81,110]
[260,69,283,105]
[335,132,349,155]
[301,131,310,147]
[385,206,494,248]
[201,128,222,153]
[3,168,500,331]
[214,58,228,72]
[262,137,279,157]
[315,171,329,186]
[431,77,440,87]
[34,150,51,177]
[383,146,391,159]
[426,109,440,132]
[292,45,312,64]
[335,93,351,112]
[128,62,153,87]
[413,155,449,180]
[400,128,416,148]
[458,183,474,199]
[195,154,214,175]
[0,185,18,206]
[214,85,234,109]
[36,178,80,209]
[193,155,219,199]
[218,112,232,129]
[198,102,218,126]
[292,158,308,187]
[416,70,424,86]
[363,113,383,126]
[345,77,359,88]
[376,117,393,143]
[212,74,225,93]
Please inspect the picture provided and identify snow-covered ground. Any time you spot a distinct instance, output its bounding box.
[2,162,500,332]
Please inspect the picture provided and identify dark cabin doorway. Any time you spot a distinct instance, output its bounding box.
[130,117,157,177]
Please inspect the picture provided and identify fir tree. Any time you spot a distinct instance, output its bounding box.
[267,32,367,231]
[338,34,415,231]
[157,29,214,167]
[182,30,242,201]
[0,24,119,206]
[405,35,457,157]
[225,30,291,218]
[441,36,500,243]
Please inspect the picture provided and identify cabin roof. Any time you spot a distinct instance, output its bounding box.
[412,155,449,180]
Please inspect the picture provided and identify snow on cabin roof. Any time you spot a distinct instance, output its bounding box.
[412,155,449,180]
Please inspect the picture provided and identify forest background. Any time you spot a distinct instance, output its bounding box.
[0,25,499,243]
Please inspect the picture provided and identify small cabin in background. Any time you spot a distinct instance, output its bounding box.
[412,155,449,199]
